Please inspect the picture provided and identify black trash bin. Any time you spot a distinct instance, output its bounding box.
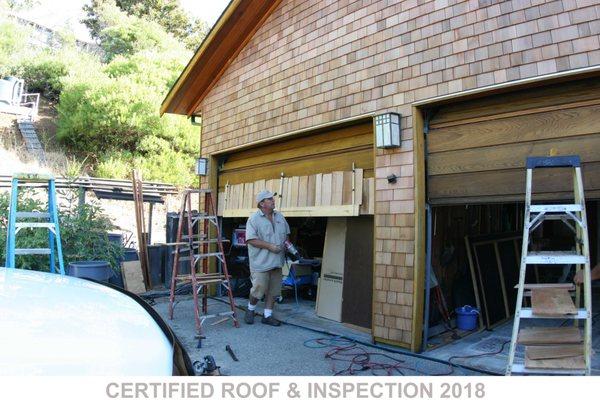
[164,211,198,285]
[147,244,165,287]
[68,261,112,282]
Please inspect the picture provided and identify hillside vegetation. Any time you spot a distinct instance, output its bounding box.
[0,0,203,186]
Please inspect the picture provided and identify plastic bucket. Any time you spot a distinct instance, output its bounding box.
[455,305,479,330]
[67,261,112,282]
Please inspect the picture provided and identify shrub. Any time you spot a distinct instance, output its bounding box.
[56,51,198,186]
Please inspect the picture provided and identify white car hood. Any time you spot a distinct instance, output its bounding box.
[0,268,173,375]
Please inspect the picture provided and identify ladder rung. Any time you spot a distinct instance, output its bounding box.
[176,274,228,284]
[13,173,53,181]
[518,327,583,345]
[515,283,575,290]
[195,252,225,259]
[15,222,56,229]
[15,212,50,219]
[510,363,587,375]
[519,308,589,319]
[14,248,51,255]
[180,234,207,240]
[525,251,586,264]
[530,204,582,212]
[199,311,235,320]
[168,238,229,247]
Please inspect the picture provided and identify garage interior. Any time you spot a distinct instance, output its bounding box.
[420,76,600,351]
[214,120,376,333]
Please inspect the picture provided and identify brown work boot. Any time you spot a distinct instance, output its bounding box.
[244,309,255,324]
[261,316,281,326]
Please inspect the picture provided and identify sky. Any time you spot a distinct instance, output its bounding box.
[11,0,232,42]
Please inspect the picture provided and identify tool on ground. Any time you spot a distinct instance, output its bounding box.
[506,155,592,375]
[193,355,221,376]
[167,189,239,339]
[225,344,239,362]
[4,173,64,274]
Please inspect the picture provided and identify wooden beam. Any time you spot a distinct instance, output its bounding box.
[411,106,426,352]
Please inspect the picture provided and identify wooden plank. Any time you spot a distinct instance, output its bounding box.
[430,77,600,127]
[526,345,583,360]
[298,175,308,207]
[464,236,484,331]
[428,134,600,176]
[218,148,373,188]
[331,171,344,206]
[307,174,316,207]
[315,173,323,207]
[360,177,375,215]
[429,189,600,205]
[493,241,510,319]
[525,355,585,370]
[222,123,372,169]
[428,162,600,201]
[354,168,364,205]
[254,179,266,194]
[518,327,583,345]
[531,288,577,316]
[224,205,357,218]
[342,171,353,205]
[243,182,253,209]
[217,190,225,215]
[360,176,369,214]
[289,176,300,208]
[266,179,277,196]
[428,103,600,153]
[122,260,146,294]
[281,177,290,209]
[411,105,427,352]
[321,173,333,206]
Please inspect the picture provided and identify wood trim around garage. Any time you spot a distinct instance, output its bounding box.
[411,106,426,352]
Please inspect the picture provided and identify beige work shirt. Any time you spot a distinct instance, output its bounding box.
[245,209,290,272]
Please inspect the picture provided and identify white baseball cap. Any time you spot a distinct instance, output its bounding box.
[256,190,276,205]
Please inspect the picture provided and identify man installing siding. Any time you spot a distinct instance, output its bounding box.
[244,190,290,326]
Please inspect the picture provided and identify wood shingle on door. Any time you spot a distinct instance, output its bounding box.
[217,121,375,217]
[426,77,600,205]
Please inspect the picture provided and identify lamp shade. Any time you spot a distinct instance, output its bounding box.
[375,113,401,148]
[195,157,208,176]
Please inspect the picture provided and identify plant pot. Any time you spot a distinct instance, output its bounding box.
[67,261,112,282]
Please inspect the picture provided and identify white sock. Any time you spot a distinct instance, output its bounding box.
[248,303,256,311]
[264,308,272,318]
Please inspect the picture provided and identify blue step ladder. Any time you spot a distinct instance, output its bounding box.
[4,173,65,274]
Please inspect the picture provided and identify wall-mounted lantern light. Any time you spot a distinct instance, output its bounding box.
[375,112,401,148]
[195,157,208,176]
[191,114,202,126]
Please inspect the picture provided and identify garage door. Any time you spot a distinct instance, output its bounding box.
[217,121,375,216]
[426,77,600,205]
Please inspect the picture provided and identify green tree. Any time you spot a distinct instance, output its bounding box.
[0,18,31,76]
[83,0,208,50]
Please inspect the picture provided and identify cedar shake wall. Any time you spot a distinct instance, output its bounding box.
[197,0,600,347]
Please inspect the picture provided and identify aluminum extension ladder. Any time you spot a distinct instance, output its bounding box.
[168,189,239,341]
[4,173,65,274]
[506,156,592,375]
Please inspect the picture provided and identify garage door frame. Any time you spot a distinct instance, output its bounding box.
[412,66,600,352]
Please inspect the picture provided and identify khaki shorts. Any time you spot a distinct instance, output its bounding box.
[250,268,282,299]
